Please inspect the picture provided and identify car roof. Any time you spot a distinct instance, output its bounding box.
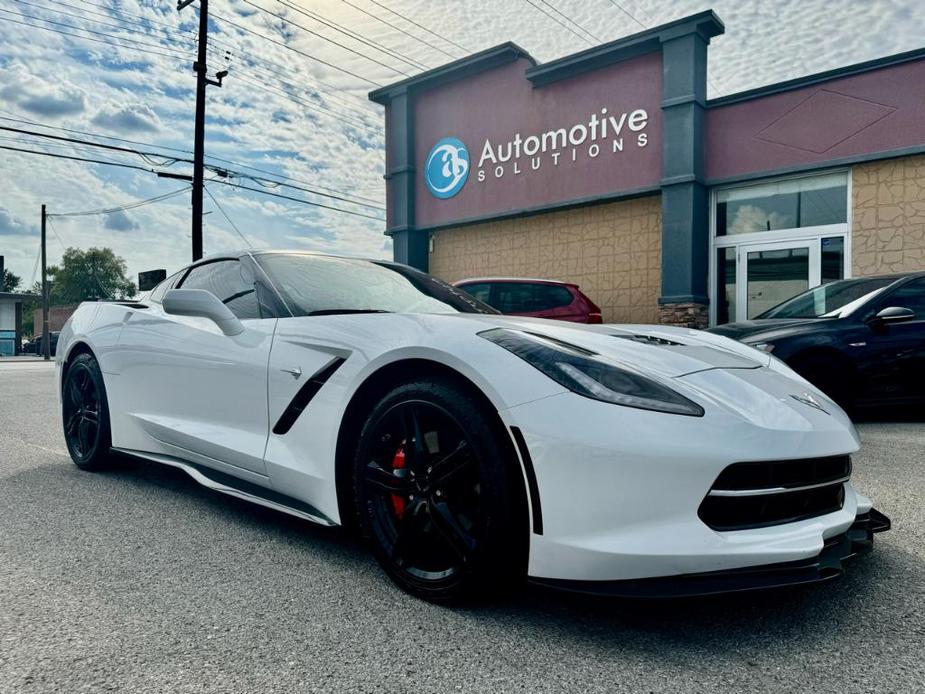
[455,277,576,286]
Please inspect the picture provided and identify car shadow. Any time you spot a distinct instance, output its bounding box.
[12,451,918,660]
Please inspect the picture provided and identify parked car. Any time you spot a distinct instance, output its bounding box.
[709,272,925,409]
[454,277,602,323]
[56,251,888,602]
[32,331,60,356]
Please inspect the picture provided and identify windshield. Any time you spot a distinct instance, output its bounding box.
[256,253,498,316]
[758,277,896,319]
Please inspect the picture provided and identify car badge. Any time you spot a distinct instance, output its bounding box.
[790,392,829,414]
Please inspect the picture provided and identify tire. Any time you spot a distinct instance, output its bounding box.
[789,352,855,411]
[62,352,114,471]
[352,378,527,603]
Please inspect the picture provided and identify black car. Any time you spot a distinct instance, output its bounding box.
[31,331,60,357]
[709,272,925,409]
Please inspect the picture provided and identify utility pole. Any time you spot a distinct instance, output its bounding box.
[178,0,227,261]
[41,204,50,361]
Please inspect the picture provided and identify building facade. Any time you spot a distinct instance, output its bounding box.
[369,10,925,327]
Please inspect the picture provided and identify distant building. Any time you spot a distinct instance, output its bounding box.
[0,292,39,356]
[32,305,79,334]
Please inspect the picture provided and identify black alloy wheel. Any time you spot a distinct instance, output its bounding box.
[62,353,113,470]
[354,379,527,602]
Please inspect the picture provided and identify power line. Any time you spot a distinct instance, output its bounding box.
[273,0,432,71]
[15,0,198,49]
[229,70,382,134]
[0,125,181,167]
[340,0,459,60]
[239,0,413,78]
[47,187,192,218]
[203,185,253,249]
[0,117,384,210]
[74,0,379,113]
[604,0,647,29]
[364,0,470,54]
[44,218,68,253]
[535,0,602,43]
[212,180,385,221]
[7,0,382,126]
[210,10,383,87]
[0,112,193,157]
[0,12,192,62]
[522,0,593,46]
[1,142,382,221]
[0,7,196,59]
[0,143,161,174]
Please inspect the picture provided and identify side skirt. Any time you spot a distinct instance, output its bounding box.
[112,447,336,527]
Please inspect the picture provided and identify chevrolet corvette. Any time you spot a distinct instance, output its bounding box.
[56,251,889,601]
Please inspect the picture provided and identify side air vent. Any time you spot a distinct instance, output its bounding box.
[272,357,346,435]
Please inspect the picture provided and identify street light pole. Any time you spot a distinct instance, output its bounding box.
[41,204,50,361]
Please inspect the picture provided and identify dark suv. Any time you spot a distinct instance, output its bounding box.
[709,272,925,409]
[454,278,603,324]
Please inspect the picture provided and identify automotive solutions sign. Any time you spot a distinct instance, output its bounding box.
[414,52,662,226]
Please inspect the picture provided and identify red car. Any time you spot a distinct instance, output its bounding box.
[454,277,603,323]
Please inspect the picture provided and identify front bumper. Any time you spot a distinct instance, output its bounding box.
[531,509,890,597]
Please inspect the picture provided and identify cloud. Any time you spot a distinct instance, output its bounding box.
[0,208,35,236]
[103,210,139,231]
[0,68,86,117]
[90,103,162,133]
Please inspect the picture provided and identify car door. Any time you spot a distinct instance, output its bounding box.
[115,258,276,478]
[856,277,925,403]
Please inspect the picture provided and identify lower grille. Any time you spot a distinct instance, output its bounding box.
[699,456,850,531]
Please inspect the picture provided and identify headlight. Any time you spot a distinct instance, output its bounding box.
[480,328,704,417]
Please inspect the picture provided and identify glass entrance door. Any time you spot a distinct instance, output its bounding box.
[741,241,819,320]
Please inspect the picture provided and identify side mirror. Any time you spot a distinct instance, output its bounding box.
[870,306,915,325]
[163,289,245,336]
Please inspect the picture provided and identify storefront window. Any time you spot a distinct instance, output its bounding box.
[716,173,847,236]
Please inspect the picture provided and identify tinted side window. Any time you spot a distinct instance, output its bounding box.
[495,283,536,313]
[179,260,261,320]
[459,283,491,303]
[495,283,573,313]
[533,284,574,310]
[881,278,925,317]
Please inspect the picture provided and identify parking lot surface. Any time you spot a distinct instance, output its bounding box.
[1,361,923,693]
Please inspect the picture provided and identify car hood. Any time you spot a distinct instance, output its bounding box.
[456,314,771,379]
[707,318,824,341]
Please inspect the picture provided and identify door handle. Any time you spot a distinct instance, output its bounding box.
[281,366,302,379]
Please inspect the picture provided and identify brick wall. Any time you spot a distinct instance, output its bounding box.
[429,195,662,323]
[852,154,925,276]
[32,305,78,334]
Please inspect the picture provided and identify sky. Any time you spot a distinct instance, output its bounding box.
[0,0,923,291]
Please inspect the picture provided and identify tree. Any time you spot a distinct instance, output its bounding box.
[48,247,136,304]
[1,268,21,292]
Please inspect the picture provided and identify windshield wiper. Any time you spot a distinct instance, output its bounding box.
[307,309,392,316]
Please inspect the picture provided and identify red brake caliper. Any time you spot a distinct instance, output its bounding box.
[390,445,407,518]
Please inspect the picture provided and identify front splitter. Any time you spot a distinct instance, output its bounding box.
[530,508,891,598]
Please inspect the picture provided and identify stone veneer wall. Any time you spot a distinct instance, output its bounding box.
[429,196,662,324]
[852,154,925,276]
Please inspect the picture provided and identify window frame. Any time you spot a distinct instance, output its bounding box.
[176,257,264,321]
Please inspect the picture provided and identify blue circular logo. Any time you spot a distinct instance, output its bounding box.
[424,137,469,199]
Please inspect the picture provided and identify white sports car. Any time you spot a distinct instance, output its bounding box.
[57,251,889,602]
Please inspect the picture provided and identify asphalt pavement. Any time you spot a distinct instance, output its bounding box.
[1,361,923,693]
